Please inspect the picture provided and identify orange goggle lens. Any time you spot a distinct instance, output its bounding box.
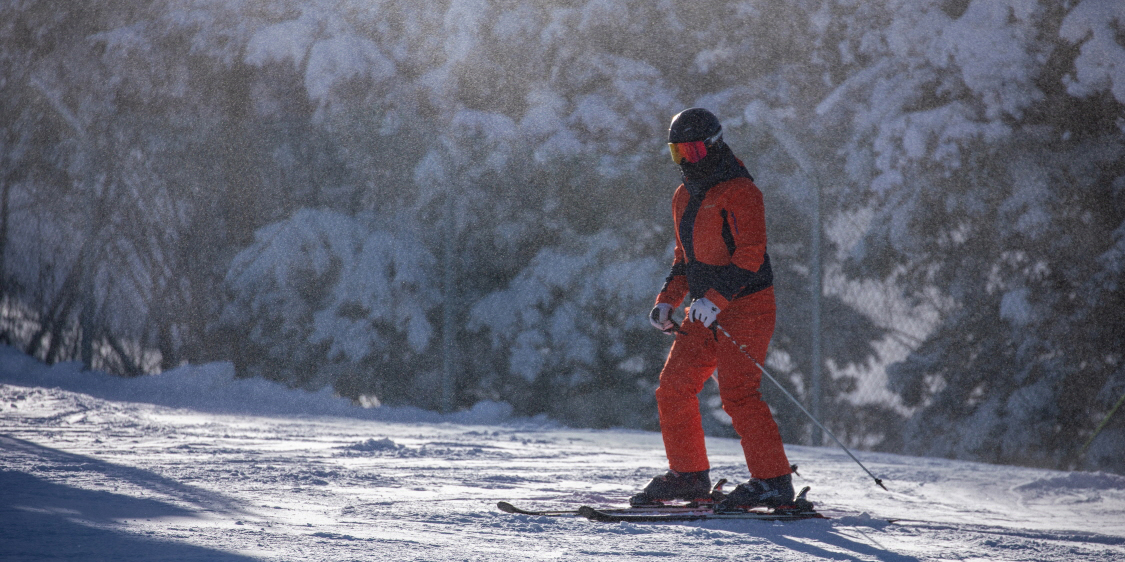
[668,141,707,164]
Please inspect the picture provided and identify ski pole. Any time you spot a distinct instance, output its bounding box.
[1079,389,1125,458]
[710,321,888,491]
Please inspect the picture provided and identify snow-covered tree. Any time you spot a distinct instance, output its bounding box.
[215,209,439,404]
[467,228,670,427]
[815,0,1125,472]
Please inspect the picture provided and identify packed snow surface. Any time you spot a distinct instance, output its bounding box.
[1,346,1123,561]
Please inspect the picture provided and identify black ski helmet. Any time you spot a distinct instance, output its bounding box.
[668,108,722,144]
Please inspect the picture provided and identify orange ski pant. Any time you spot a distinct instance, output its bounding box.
[654,287,791,479]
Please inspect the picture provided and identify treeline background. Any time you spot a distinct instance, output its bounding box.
[2,0,1123,474]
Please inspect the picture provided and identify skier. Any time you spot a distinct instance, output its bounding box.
[634,107,794,509]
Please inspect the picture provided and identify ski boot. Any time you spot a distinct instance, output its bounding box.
[629,469,712,506]
[719,473,795,510]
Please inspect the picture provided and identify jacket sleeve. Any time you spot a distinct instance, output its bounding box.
[702,184,769,309]
[656,188,690,308]
[656,261,689,308]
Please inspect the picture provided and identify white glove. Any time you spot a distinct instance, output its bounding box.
[648,303,675,332]
[687,297,720,328]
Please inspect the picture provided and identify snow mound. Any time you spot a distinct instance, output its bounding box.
[0,344,532,427]
[1014,472,1125,493]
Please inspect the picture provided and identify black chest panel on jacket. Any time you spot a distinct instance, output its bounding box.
[678,192,773,302]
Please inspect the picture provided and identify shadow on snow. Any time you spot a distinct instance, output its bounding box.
[0,435,259,561]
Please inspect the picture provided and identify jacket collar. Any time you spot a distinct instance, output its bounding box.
[680,143,752,199]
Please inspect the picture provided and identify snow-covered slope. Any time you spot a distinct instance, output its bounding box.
[1,346,1123,561]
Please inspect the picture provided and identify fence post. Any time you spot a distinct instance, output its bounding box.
[760,111,824,447]
[810,167,823,447]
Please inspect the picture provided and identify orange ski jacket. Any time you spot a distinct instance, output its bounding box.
[655,176,773,310]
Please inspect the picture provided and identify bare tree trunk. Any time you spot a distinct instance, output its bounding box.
[105,334,142,378]
[43,286,78,365]
[25,247,87,361]
[157,316,178,371]
[0,176,10,280]
[79,279,94,370]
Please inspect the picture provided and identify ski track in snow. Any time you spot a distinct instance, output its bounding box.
[2,358,1124,560]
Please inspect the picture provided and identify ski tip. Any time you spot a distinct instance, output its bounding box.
[496,501,519,514]
[577,506,606,521]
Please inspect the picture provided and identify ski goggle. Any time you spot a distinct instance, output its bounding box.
[668,141,707,164]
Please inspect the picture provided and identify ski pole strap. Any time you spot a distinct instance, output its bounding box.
[713,322,888,491]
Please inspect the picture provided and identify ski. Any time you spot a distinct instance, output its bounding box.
[499,486,826,523]
[498,478,725,517]
[495,501,581,517]
[496,501,717,517]
[577,504,824,523]
[578,486,824,522]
